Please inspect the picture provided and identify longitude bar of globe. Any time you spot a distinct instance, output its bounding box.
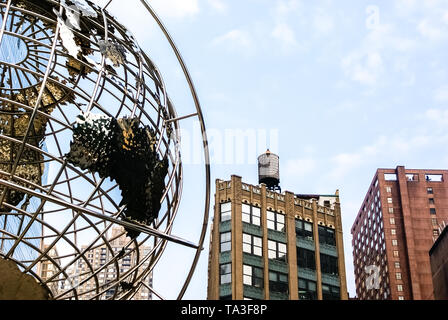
[0,0,12,46]
[26,174,113,273]
[0,4,63,215]
[5,203,98,279]
[56,229,159,300]
[0,1,13,253]
[0,225,76,299]
[0,135,123,217]
[84,9,109,113]
[137,0,211,299]
[44,219,120,299]
[140,281,165,300]
[0,179,198,249]
[91,237,163,300]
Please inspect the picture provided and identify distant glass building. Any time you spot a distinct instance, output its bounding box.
[207,175,348,300]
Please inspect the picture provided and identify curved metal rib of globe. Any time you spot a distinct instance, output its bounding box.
[0,0,210,300]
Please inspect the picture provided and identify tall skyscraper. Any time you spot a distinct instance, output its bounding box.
[351,166,448,300]
[207,175,348,300]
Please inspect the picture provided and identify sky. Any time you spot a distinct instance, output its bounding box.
[90,0,448,299]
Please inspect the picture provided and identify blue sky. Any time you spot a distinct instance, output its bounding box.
[96,0,448,299]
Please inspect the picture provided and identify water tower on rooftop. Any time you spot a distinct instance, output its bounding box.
[258,149,281,192]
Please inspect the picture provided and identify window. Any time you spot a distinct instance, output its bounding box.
[430,208,437,215]
[296,220,313,240]
[322,284,340,300]
[396,273,402,280]
[432,218,438,226]
[220,263,231,285]
[390,218,395,225]
[318,226,336,246]
[433,229,440,236]
[242,204,261,226]
[323,200,331,207]
[395,262,401,269]
[384,173,397,181]
[243,233,262,256]
[220,232,231,252]
[386,187,392,193]
[393,251,399,257]
[391,229,396,235]
[429,198,435,205]
[320,254,339,276]
[243,265,263,288]
[297,248,316,270]
[398,296,405,300]
[406,174,418,181]
[298,278,317,300]
[220,202,231,222]
[268,240,287,262]
[387,198,393,204]
[427,187,433,194]
[269,271,289,295]
[388,207,394,214]
[397,285,403,292]
[425,174,443,182]
[392,240,398,246]
[267,210,285,232]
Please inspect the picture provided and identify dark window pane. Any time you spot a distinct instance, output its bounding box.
[297,248,316,270]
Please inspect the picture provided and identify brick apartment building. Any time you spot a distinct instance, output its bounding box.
[352,166,448,300]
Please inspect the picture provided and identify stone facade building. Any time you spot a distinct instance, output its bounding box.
[207,175,348,300]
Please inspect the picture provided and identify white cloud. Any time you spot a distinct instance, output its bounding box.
[211,29,254,55]
[434,85,448,102]
[340,23,417,87]
[329,131,448,180]
[425,108,448,125]
[313,11,334,36]
[271,23,299,51]
[150,0,199,18]
[284,157,317,179]
[207,0,227,13]
[341,51,384,86]
[444,11,448,24]
[275,0,302,18]
[417,19,445,40]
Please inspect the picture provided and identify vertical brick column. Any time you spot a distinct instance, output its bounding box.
[231,175,243,299]
[334,191,348,300]
[396,166,421,300]
[312,199,323,300]
[207,179,221,299]
[285,191,298,299]
[260,183,270,300]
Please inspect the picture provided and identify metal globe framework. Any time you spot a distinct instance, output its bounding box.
[0,0,210,300]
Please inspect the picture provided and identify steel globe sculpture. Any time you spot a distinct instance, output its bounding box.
[0,0,210,300]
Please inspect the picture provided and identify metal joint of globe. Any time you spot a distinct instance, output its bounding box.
[0,0,210,300]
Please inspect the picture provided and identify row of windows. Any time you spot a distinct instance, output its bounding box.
[222,232,338,276]
[222,202,336,246]
[384,173,443,182]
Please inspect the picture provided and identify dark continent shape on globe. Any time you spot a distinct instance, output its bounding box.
[66,112,168,238]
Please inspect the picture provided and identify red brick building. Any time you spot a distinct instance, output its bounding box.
[430,225,448,300]
[351,166,448,300]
